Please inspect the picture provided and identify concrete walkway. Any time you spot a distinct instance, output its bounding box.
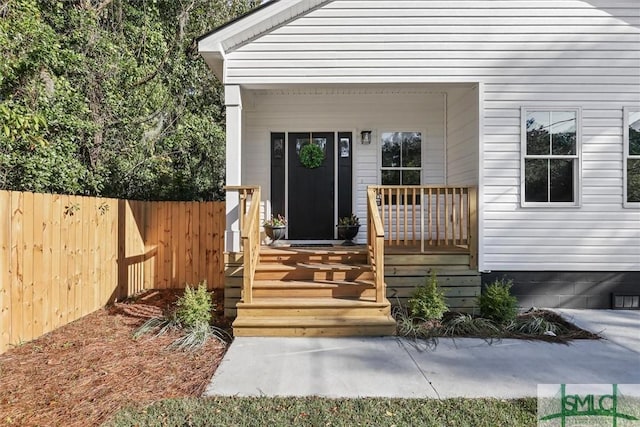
[204,310,640,399]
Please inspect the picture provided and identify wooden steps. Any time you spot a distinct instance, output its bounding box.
[252,279,376,299]
[231,246,395,337]
[233,315,397,337]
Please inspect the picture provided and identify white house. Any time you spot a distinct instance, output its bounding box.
[198,0,640,320]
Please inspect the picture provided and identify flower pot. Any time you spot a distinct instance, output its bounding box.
[264,225,286,245]
[337,225,360,245]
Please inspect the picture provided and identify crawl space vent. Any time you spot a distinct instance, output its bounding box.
[612,294,640,310]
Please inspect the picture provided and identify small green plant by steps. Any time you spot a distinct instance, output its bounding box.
[408,270,448,321]
[175,284,213,329]
[134,281,230,351]
[477,278,518,324]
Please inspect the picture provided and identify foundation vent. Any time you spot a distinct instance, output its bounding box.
[612,294,640,310]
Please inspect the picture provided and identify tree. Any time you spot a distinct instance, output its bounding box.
[0,0,258,200]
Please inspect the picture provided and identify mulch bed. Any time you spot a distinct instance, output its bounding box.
[0,290,230,427]
[419,309,600,343]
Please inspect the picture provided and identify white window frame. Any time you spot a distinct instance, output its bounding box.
[623,106,640,208]
[520,107,582,208]
[378,130,424,186]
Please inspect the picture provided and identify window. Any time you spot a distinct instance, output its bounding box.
[521,108,580,206]
[380,132,422,185]
[624,107,640,207]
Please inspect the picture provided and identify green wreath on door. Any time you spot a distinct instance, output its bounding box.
[299,143,324,169]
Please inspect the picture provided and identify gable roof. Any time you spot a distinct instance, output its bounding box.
[198,0,330,80]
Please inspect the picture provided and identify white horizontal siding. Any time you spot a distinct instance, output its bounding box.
[228,0,640,271]
[446,87,479,185]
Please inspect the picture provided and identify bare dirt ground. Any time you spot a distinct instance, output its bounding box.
[0,290,229,427]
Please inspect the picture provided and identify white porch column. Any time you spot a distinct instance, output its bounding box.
[225,85,242,253]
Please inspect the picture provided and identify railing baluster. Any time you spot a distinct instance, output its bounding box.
[387,188,393,246]
[458,187,462,245]
[402,187,407,246]
[412,188,417,245]
[445,187,450,247]
[435,187,441,246]
[420,187,425,252]
[428,188,432,246]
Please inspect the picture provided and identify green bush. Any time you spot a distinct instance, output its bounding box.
[408,270,448,321]
[175,281,213,328]
[134,281,230,351]
[478,278,518,324]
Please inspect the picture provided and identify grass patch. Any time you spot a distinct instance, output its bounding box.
[104,396,537,427]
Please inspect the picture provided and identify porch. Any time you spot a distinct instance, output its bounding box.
[225,185,478,337]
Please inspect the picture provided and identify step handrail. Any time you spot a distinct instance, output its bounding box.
[367,187,386,303]
[226,185,261,304]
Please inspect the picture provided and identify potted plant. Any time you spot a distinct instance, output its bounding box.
[263,214,287,245]
[337,214,360,245]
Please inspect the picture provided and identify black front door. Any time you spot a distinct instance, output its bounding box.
[288,132,335,239]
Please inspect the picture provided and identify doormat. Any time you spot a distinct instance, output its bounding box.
[290,244,334,248]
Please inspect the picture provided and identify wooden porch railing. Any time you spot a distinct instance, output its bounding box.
[369,186,477,265]
[366,188,386,303]
[226,186,261,304]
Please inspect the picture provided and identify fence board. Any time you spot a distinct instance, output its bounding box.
[81,195,91,317]
[199,203,207,288]
[59,194,70,327]
[22,192,34,343]
[10,192,22,346]
[214,202,225,289]
[184,202,193,286]
[191,203,199,285]
[0,192,10,353]
[50,194,62,330]
[72,195,82,321]
[0,191,225,353]
[162,201,173,289]
[34,193,47,337]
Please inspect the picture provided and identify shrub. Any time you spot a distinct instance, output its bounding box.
[478,278,518,324]
[175,282,213,328]
[134,281,230,351]
[408,270,448,321]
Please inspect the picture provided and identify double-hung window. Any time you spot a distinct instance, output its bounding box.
[624,107,640,207]
[521,108,581,206]
[380,131,422,185]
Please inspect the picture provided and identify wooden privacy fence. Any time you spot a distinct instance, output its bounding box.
[0,191,225,354]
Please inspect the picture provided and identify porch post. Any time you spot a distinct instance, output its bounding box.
[225,85,243,253]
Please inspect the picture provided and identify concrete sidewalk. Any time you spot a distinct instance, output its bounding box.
[204,310,640,399]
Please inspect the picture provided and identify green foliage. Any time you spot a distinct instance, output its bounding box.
[337,214,360,226]
[299,143,325,169]
[478,278,519,324]
[408,270,448,321]
[440,313,500,337]
[263,214,287,227]
[0,0,259,200]
[175,282,213,329]
[133,281,230,351]
[393,304,435,341]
